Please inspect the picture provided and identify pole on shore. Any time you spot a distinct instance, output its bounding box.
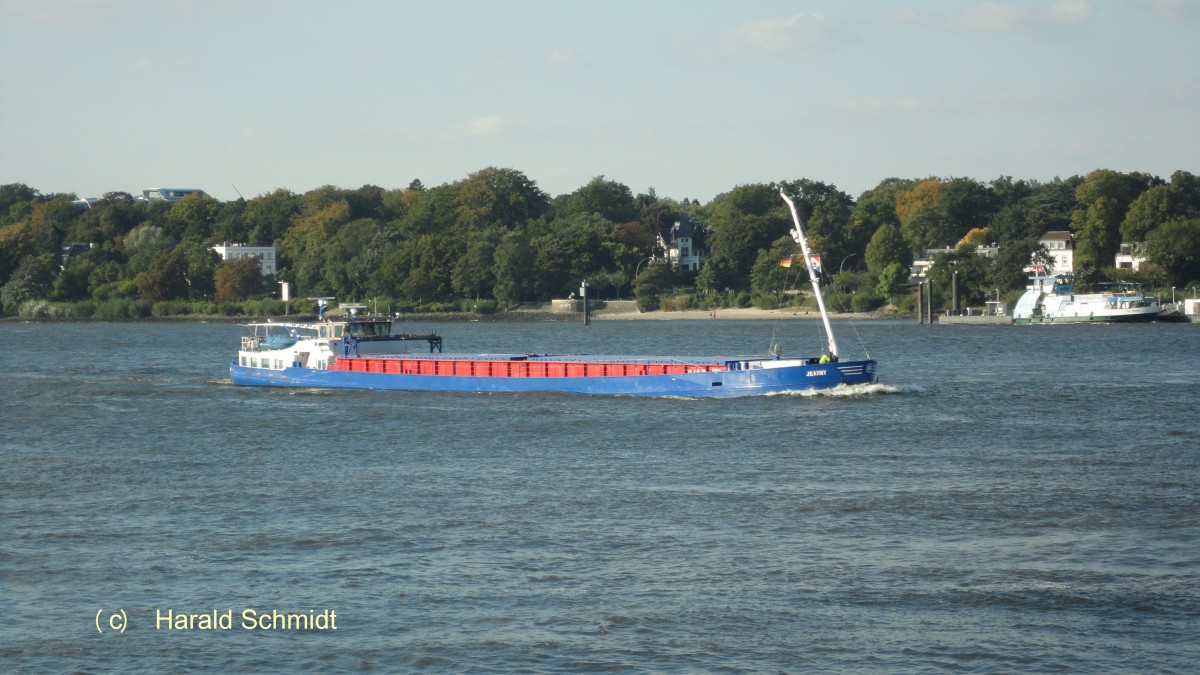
[927,279,934,323]
[581,280,591,326]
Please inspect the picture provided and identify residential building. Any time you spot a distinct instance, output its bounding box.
[212,242,276,276]
[1115,243,1147,271]
[1039,231,1074,273]
[137,188,208,203]
[909,244,998,282]
[657,215,706,271]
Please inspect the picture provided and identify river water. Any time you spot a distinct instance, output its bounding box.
[2,318,1197,672]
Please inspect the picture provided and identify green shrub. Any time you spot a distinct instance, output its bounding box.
[726,290,751,308]
[659,294,692,312]
[750,292,777,310]
[91,298,149,319]
[93,279,139,300]
[892,293,918,313]
[636,294,660,312]
[17,299,51,319]
[823,290,854,313]
[461,298,498,314]
[851,289,885,312]
[240,299,286,317]
[151,300,193,317]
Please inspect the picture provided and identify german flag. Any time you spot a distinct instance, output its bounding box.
[780,258,793,268]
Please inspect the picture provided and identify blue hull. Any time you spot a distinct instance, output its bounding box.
[230,359,878,398]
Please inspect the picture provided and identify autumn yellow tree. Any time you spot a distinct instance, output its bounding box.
[958,227,990,249]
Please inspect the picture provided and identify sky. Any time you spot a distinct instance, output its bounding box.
[2,0,1198,204]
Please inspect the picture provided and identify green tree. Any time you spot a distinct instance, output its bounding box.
[925,249,990,311]
[695,252,738,294]
[750,236,803,308]
[209,199,249,243]
[531,214,612,299]
[165,192,222,240]
[1070,169,1158,284]
[1073,197,1124,287]
[565,176,636,224]
[701,211,788,291]
[454,167,549,230]
[242,189,301,246]
[394,234,455,301]
[0,219,35,286]
[940,177,995,241]
[0,183,39,225]
[136,250,189,302]
[771,179,855,267]
[988,237,1049,291]
[492,231,535,305]
[321,218,383,298]
[1143,217,1200,287]
[124,223,170,251]
[393,184,458,238]
[1,254,56,313]
[848,178,911,248]
[214,256,264,302]
[451,228,500,298]
[123,225,174,280]
[88,259,123,297]
[865,222,911,274]
[1121,170,1200,243]
[633,260,674,311]
[876,262,909,298]
[28,198,81,254]
[68,199,146,245]
[277,199,352,294]
[176,239,220,299]
[53,256,95,301]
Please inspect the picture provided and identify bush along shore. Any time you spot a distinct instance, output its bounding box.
[3,295,900,323]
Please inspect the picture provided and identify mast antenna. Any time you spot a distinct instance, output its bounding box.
[780,190,839,359]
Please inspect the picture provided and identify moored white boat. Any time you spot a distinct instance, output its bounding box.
[1012,269,1161,324]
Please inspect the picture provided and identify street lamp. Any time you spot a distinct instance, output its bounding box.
[838,253,858,275]
[635,256,655,280]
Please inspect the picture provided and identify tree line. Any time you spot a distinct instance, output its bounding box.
[2,167,1198,319]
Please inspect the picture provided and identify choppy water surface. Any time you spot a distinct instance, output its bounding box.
[2,319,1197,672]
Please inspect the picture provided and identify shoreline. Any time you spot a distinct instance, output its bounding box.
[586,306,885,321]
[0,306,900,324]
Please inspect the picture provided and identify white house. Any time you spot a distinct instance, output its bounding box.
[1034,232,1148,273]
[212,242,276,276]
[658,215,706,271]
[137,188,208,203]
[1039,231,1074,273]
[909,244,998,282]
[1115,243,1147,271]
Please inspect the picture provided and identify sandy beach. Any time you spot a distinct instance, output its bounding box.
[583,302,880,321]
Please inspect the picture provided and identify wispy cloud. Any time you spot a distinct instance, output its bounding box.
[130,57,188,74]
[467,115,506,138]
[837,97,938,114]
[0,0,104,25]
[894,0,1095,31]
[546,48,578,67]
[417,115,513,143]
[1140,0,1198,20]
[1,0,229,26]
[727,11,831,53]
